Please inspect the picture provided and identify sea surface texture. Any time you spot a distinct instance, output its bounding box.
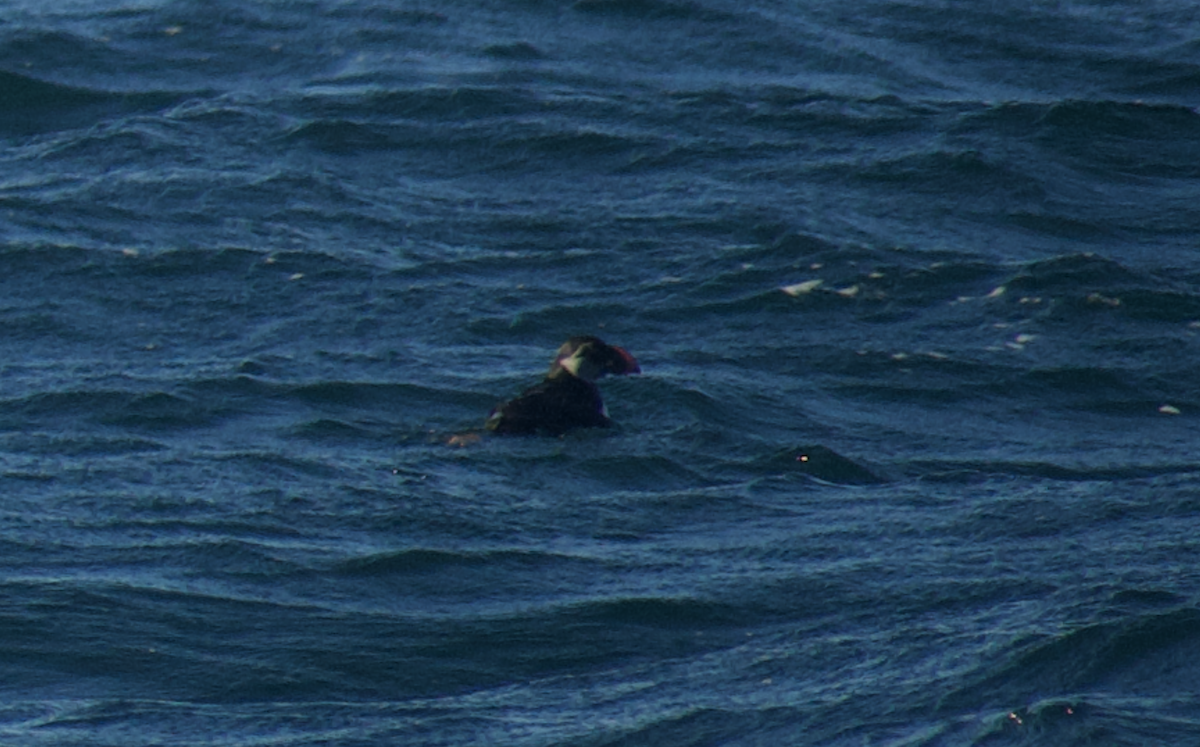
[3,1,1200,745]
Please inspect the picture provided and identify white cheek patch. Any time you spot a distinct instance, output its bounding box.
[560,351,604,382]
[559,355,580,377]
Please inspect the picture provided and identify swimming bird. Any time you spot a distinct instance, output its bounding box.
[485,336,641,435]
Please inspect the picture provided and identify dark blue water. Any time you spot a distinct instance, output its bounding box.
[3,1,1200,744]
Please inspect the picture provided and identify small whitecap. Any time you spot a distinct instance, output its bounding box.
[1087,293,1121,307]
[1006,333,1034,350]
[987,286,1006,298]
[1159,404,1181,415]
[289,272,304,281]
[836,285,859,297]
[781,279,822,296]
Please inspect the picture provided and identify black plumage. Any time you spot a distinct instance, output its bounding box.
[485,336,640,435]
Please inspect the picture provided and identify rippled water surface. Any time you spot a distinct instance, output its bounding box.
[3,1,1200,745]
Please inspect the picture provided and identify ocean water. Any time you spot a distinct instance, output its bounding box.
[3,0,1200,744]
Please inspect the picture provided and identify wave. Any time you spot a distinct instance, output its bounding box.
[955,99,1200,180]
[482,41,547,61]
[734,89,934,135]
[651,242,1200,336]
[827,366,1195,423]
[755,444,887,484]
[324,5,447,25]
[0,69,181,136]
[853,147,1047,198]
[285,115,657,177]
[0,69,110,109]
[0,377,480,436]
[0,433,165,457]
[335,547,602,577]
[297,85,540,122]
[938,607,1200,715]
[985,252,1200,326]
[0,389,216,430]
[570,0,735,22]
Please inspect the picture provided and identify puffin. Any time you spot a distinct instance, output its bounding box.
[485,336,641,435]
